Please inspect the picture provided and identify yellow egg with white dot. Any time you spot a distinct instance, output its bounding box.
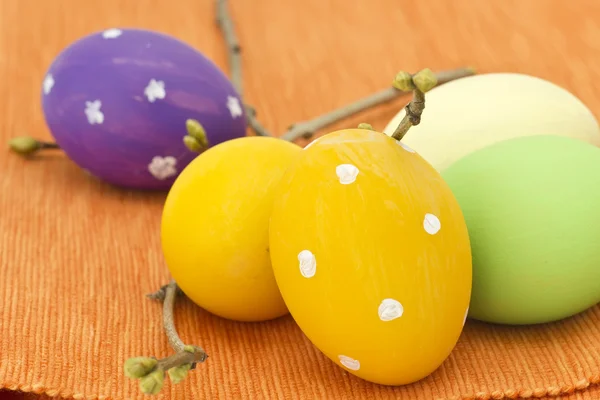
[269,128,472,386]
[161,136,302,322]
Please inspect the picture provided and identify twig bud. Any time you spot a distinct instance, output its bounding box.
[139,369,165,395]
[183,135,206,153]
[168,363,192,384]
[8,137,41,155]
[412,68,438,93]
[185,119,209,147]
[392,71,415,91]
[183,345,196,353]
[357,123,373,130]
[124,357,158,379]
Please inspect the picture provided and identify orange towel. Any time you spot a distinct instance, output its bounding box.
[2,0,600,399]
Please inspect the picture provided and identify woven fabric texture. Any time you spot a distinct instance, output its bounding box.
[2,0,600,399]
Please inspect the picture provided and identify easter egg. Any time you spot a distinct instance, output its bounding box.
[41,28,247,190]
[268,129,472,385]
[383,73,600,171]
[441,135,600,325]
[161,136,302,322]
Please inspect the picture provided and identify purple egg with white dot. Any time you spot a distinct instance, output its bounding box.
[41,28,247,190]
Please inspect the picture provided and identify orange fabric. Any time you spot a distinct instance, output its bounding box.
[2,0,600,399]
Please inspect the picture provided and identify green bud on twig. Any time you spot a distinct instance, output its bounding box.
[392,71,415,92]
[168,363,192,384]
[184,119,209,153]
[392,69,438,93]
[139,369,165,395]
[9,137,41,155]
[8,136,60,156]
[183,135,205,153]
[183,345,196,353]
[412,68,438,93]
[124,357,158,379]
[186,119,209,147]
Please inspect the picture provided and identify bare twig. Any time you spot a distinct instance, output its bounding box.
[146,280,183,302]
[215,0,475,141]
[244,105,272,138]
[124,280,207,395]
[216,0,273,137]
[216,0,243,97]
[280,67,474,142]
[159,280,193,353]
[390,68,439,140]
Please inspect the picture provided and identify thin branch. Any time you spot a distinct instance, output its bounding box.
[148,280,207,364]
[244,105,273,138]
[280,67,474,142]
[124,280,207,395]
[392,89,425,139]
[216,0,273,137]
[156,346,205,372]
[146,280,183,302]
[159,280,189,352]
[215,0,475,141]
[216,0,243,97]
[383,68,439,143]
[390,68,438,140]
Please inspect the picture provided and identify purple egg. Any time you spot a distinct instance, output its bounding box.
[41,28,247,190]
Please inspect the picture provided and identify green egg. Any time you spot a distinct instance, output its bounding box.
[441,135,600,325]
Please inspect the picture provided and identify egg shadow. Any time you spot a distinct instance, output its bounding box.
[175,296,381,398]
[174,295,600,398]
[173,297,435,398]
[442,305,600,394]
[19,150,171,205]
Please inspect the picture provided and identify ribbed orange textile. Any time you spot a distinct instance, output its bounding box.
[2,0,600,399]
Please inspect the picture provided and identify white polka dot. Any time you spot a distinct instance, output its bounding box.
[397,140,416,153]
[84,100,104,125]
[338,355,360,371]
[463,307,469,326]
[336,164,359,185]
[144,79,166,103]
[226,96,243,118]
[378,298,404,321]
[43,74,55,95]
[148,156,177,180]
[102,28,122,39]
[423,213,441,235]
[297,250,316,278]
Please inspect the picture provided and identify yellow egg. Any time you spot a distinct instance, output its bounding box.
[383,73,600,171]
[161,136,302,322]
[269,129,472,385]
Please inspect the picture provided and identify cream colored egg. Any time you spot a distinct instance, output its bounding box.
[383,73,600,171]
